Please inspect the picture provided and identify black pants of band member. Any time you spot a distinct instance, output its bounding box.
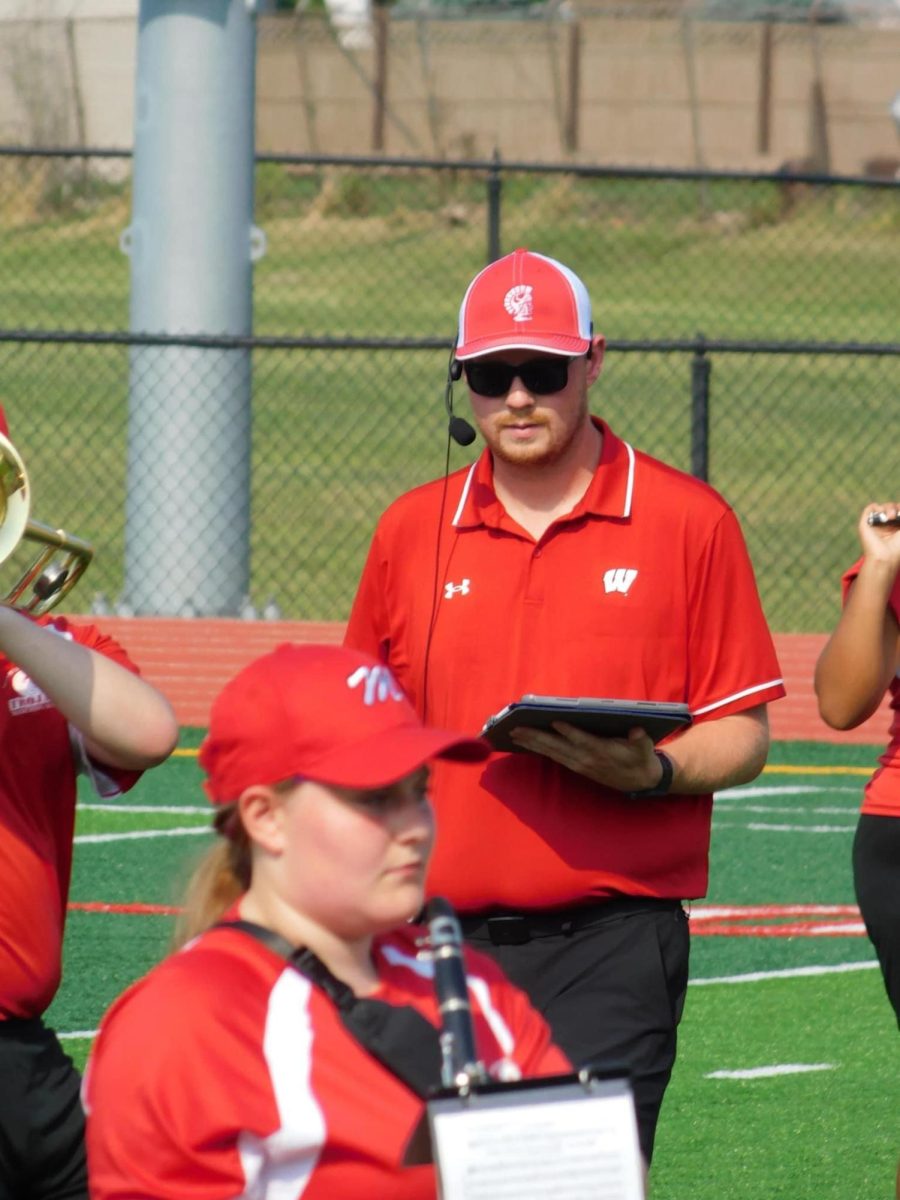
[853,812,900,1029]
[460,900,689,1166]
[0,1017,87,1200]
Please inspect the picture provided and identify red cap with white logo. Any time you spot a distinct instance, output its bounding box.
[455,247,593,361]
[199,643,488,803]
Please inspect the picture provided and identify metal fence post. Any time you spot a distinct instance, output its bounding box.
[486,149,502,263]
[690,337,710,482]
[121,0,259,616]
[372,0,389,152]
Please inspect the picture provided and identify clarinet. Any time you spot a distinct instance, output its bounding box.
[426,897,488,1089]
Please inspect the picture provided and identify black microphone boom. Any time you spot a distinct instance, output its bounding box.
[426,897,486,1088]
[444,354,477,446]
[448,415,476,446]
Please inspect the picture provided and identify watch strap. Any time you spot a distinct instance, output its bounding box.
[626,750,674,798]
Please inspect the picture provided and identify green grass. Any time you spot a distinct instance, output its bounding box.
[45,738,898,1199]
[654,969,898,1200]
[0,164,897,627]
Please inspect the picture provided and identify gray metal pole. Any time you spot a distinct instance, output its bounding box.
[122,0,263,616]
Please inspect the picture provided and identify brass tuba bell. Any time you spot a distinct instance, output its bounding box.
[0,432,93,615]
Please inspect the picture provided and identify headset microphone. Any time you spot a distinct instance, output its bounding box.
[448,414,476,447]
[444,350,477,446]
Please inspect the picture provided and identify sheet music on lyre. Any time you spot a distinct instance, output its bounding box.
[428,1072,645,1200]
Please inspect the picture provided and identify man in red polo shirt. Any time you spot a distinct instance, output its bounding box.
[344,247,785,1167]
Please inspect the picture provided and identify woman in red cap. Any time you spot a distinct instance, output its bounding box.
[83,643,569,1200]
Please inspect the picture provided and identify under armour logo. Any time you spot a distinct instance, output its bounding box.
[503,285,533,323]
[603,568,638,595]
[444,579,471,600]
[346,665,404,706]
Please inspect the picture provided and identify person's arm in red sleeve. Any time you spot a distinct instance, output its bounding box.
[466,951,571,1079]
[0,606,177,770]
[345,524,392,662]
[815,503,900,731]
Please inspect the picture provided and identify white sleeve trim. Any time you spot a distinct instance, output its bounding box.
[467,975,515,1058]
[240,970,325,1197]
[692,679,784,717]
[69,725,124,799]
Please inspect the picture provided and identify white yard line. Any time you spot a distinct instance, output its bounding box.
[745,823,856,834]
[691,961,878,986]
[74,827,210,845]
[714,804,857,816]
[705,1064,834,1080]
[716,785,859,798]
[78,803,210,814]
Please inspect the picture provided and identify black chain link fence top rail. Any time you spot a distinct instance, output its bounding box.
[0,147,897,629]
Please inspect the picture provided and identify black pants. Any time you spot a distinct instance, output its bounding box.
[459,898,690,1165]
[853,813,900,1028]
[0,1019,87,1200]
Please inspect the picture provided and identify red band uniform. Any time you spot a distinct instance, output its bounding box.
[84,920,567,1199]
[83,643,570,1199]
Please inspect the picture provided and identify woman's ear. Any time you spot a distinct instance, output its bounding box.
[237,785,287,856]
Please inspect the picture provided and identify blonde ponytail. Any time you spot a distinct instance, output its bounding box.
[172,807,251,949]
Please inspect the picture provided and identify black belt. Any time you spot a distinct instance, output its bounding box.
[458,898,683,946]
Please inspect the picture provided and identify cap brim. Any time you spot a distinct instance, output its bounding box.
[301,723,489,790]
[455,333,590,361]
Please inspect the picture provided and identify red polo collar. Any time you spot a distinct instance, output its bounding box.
[452,417,636,532]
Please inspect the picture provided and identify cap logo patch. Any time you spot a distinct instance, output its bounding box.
[347,664,405,707]
[503,285,533,323]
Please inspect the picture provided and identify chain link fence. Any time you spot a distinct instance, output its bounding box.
[0,147,897,630]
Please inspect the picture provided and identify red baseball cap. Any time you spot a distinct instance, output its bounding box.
[199,643,489,803]
[455,247,593,361]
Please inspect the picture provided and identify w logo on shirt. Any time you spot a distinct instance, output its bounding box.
[603,567,638,596]
[347,665,404,706]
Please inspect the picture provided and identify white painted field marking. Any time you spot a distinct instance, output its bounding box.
[713,784,860,826]
[78,804,209,815]
[746,823,856,834]
[59,1030,98,1041]
[716,785,858,799]
[705,1064,834,1080]
[715,805,858,816]
[691,961,878,986]
[74,827,211,845]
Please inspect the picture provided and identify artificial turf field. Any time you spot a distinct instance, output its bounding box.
[51,734,899,1199]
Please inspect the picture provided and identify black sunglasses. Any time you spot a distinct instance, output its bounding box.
[463,356,575,398]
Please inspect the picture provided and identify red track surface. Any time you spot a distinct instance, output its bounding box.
[69,618,893,744]
[688,904,865,937]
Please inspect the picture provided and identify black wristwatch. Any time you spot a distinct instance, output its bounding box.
[625,750,675,798]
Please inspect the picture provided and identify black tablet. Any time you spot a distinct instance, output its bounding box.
[480,694,692,753]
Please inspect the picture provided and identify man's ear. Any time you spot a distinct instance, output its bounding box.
[238,785,286,856]
[586,335,606,385]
